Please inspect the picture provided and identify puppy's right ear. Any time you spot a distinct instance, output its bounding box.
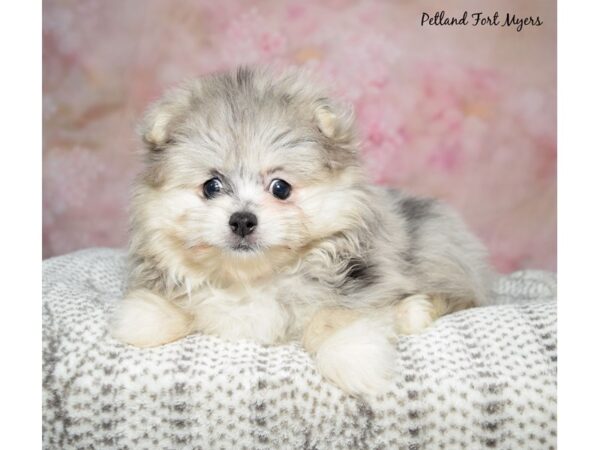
[138,82,199,154]
[139,99,181,153]
[137,84,198,186]
[140,106,175,153]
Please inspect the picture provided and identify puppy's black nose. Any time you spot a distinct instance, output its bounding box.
[229,211,258,237]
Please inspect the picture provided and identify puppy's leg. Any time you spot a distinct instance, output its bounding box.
[302,307,362,353]
[111,289,194,347]
[303,309,396,397]
[394,294,475,335]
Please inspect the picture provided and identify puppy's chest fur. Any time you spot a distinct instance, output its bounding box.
[181,271,327,345]
[176,232,417,346]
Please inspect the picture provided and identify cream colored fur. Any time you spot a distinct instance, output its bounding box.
[111,67,492,397]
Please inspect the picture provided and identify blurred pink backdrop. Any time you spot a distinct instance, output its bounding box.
[42,0,556,273]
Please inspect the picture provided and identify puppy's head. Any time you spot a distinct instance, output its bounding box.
[132,67,368,282]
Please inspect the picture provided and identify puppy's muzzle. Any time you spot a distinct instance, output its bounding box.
[229,211,258,237]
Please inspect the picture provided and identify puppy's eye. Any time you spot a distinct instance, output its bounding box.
[269,179,292,200]
[202,178,222,199]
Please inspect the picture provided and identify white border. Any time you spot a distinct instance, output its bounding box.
[558,0,600,446]
[0,1,42,448]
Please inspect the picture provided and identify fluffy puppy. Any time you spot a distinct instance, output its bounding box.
[111,67,491,397]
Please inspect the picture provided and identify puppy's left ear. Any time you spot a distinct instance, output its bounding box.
[313,98,357,149]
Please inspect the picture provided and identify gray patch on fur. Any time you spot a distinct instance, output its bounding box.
[393,196,438,266]
[340,256,378,291]
[396,197,437,235]
[236,66,254,87]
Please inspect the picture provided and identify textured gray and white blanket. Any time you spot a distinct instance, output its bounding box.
[43,248,557,450]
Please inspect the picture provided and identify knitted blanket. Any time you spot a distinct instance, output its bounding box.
[42,248,557,450]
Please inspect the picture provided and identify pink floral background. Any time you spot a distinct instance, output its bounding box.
[42,0,556,273]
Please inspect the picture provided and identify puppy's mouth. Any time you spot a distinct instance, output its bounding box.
[228,237,262,254]
[231,242,256,252]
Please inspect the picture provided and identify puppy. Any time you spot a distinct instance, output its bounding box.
[111,67,491,397]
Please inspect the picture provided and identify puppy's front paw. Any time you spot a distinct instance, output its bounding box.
[313,318,396,398]
[110,289,193,347]
[302,307,361,354]
[394,294,437,335]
